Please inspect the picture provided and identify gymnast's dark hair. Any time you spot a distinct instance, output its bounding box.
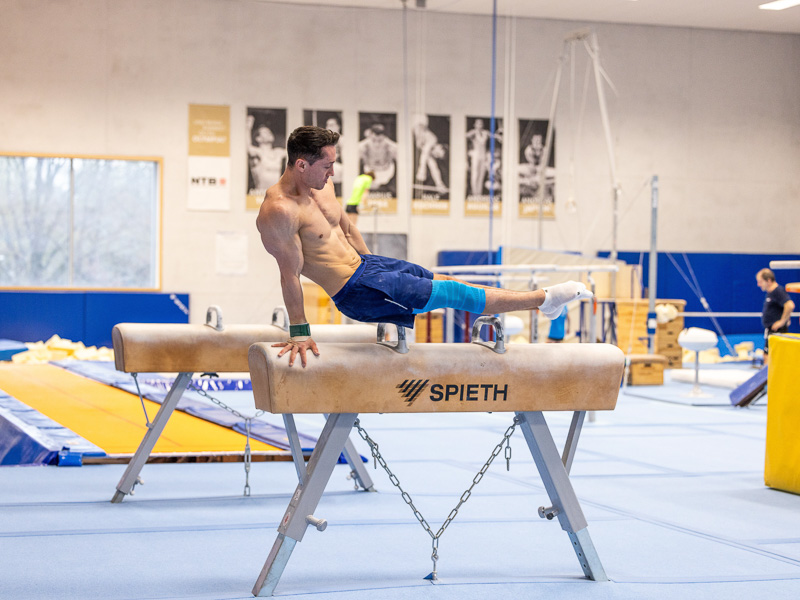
[287,126,340,167]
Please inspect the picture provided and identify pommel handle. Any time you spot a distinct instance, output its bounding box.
[471,316,506,354]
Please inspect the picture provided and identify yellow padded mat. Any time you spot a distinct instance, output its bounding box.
[765,333,800,494]
[0,363,280,455]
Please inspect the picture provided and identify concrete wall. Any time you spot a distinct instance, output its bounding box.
[2,0,798,324]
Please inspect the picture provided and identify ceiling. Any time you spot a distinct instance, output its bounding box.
[264,0,800,34]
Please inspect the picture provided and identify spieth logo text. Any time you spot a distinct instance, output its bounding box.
[397,380,509,405]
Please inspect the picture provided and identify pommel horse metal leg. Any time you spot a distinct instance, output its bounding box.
[111,372,192,503]
[253,412,358,597]
[517,410,607,581]
[326,414,374,491]
[341,437,375,491]
[283,414,374,491]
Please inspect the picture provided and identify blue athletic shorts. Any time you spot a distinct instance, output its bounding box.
[331,255,434,328]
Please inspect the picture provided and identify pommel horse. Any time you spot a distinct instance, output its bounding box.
[109,306,379,502]
[247,317,625,596]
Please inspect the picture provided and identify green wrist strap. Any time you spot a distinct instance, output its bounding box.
[289,323,311,337]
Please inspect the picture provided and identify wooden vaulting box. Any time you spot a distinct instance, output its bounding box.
[627,354,666,386]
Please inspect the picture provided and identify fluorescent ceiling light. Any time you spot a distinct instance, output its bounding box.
[759,0,800,10]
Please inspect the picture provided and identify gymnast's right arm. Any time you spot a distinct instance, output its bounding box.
[256,204,320,367]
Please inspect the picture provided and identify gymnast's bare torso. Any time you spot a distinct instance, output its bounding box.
[256,145,370,314]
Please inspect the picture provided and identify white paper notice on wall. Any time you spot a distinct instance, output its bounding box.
[188,155,231,211]
[215,231,248,275]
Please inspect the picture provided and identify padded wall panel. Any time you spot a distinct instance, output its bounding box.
[0,291,189,347]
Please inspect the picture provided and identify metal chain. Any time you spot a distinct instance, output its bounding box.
[353,416,520,580]
[189,379,266,421]
[188,378,266,497]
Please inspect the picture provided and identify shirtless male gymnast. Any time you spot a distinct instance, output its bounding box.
[257,126,592,367]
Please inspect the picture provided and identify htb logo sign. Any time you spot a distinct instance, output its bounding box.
[191,176,227,186]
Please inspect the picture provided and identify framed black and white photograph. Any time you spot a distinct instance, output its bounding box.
[245,107,286,210]
[518,118,555,219]
[304,109,343,198]
[412,113,450,215]
[465,115,502,216]
[358,112,398,214]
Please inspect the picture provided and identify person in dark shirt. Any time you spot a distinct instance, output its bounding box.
[756,268,795,357]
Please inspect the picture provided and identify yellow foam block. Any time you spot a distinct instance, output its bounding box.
[0,364,280,455]
[765,333,800,495]
[11,336,115,364]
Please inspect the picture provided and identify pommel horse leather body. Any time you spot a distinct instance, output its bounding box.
[109,320,378,503]
[249,342,622,414]
[113,323,377,374]
[247,339,625,596]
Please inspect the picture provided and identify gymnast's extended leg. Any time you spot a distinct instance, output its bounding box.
[416,275,591,318]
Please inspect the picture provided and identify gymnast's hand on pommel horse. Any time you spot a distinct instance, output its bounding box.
[257,125,592,365]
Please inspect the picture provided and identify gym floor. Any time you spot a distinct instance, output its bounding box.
[1,367,799,600]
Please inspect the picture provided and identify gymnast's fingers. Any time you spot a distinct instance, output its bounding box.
[287,344,300,367]
[297,345,308,368]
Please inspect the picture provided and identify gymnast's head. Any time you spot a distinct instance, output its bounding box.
[287,126,340,168]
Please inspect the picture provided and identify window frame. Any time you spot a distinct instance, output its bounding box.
[0,152,163,292]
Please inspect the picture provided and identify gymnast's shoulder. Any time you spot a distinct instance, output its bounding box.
[257,183,302,229]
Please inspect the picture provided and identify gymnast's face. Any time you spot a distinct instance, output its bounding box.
[302,146,336,190]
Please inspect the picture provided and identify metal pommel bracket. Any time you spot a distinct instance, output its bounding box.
[471,316,506,353]
[377,323,409,354]
[205,305,224,331]
[305,515,328,532]
[271,306,290,332]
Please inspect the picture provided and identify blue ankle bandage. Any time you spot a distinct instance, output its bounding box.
[413,279,486,314]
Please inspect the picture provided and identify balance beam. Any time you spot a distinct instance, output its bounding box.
[247,321,625,596]
[110,307,379,503]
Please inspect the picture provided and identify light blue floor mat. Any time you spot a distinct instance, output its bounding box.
[1,377,799,600]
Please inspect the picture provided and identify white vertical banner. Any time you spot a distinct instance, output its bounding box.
[188,104,231,211]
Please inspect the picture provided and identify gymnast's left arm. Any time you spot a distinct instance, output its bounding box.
[257,200,320,367]
[340,208,371,255]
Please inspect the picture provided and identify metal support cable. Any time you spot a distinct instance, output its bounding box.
[488,0,498,257]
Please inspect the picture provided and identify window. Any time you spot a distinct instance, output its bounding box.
[0,154,161,289]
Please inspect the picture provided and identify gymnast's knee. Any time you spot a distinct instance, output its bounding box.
[414,279,486,314]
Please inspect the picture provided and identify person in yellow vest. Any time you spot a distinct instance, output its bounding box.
[344,170,374,225]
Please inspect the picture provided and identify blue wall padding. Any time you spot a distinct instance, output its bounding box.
[0,291,189,348]
[0,292,85,343]
[600,252,800,335]
[83,292,189,347]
